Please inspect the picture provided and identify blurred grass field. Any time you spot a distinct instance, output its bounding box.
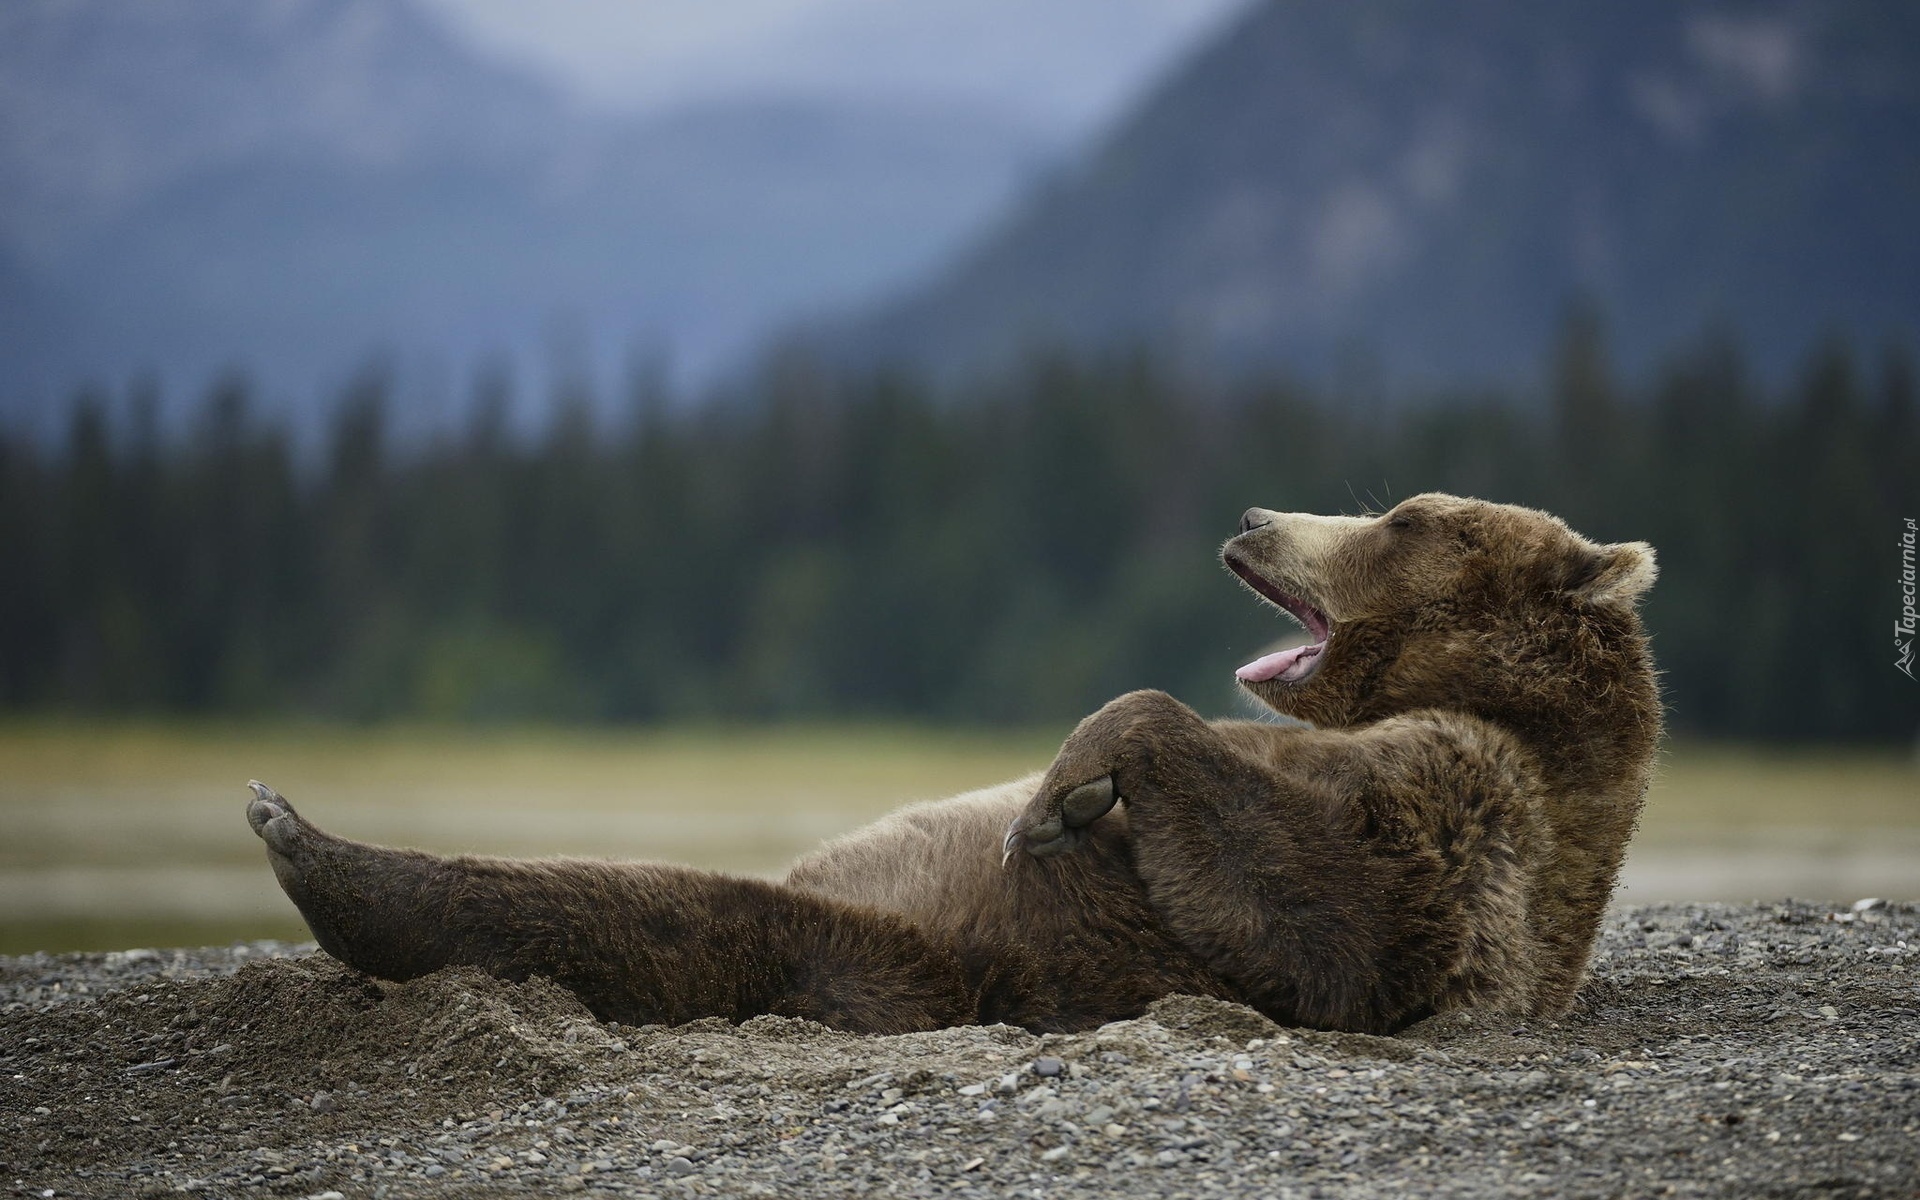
[0,721,1914,954]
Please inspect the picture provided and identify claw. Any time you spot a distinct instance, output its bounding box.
[1001,824,1023,868]
[245,780,294,837]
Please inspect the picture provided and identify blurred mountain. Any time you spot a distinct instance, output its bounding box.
[810,0,1920,390]
[0,0,1049,425]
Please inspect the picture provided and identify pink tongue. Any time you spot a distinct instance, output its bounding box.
[1236,645,1313,682]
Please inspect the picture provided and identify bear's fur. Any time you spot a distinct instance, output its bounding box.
[247,492,1660,1035]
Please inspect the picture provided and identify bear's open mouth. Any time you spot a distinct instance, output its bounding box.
[1226,557,1333,684]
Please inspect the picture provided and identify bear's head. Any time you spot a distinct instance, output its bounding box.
[1221,493,1659,756]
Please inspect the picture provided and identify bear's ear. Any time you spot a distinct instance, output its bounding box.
[1567,540,1658,608]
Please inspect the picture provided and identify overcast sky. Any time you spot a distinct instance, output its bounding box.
[417,0,1252,137]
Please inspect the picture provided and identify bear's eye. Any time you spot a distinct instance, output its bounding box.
[1386,513,1414,530]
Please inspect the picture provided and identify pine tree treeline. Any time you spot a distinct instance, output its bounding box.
[2,329,1914,740]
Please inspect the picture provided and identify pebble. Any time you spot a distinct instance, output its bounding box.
[1033,1056,1066,1077]
[664,1156,696,1176]
[309,1091,336,1114]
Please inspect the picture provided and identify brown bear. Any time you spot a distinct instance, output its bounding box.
[245,492,1660,1036]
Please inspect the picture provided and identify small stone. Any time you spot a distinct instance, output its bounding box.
[422,1165,445,1178]
[1818,1005,1839,1020]
[310,1092,336,1114]
[665,1156,696,1176]
[1083,1105,1115,1126]
[1852,897,1887,912]
[1103,1123,1127,1138]
[1040,1145,1071,1163]
[1033,1057,1066,1077]
[961,1156,985,1172]
[995,1073,1019,1095]
[957,1083,987,1096]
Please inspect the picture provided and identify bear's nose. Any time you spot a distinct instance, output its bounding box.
[1239,508,1275,534]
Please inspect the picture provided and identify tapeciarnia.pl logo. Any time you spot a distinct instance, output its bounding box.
[1898,517,1917,680]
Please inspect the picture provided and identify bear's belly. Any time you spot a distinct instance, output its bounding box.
[783,774,1039,938]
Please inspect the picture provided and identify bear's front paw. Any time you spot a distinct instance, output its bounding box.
[1003,774,1118,862]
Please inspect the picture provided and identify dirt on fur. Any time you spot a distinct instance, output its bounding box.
[2,902,1915,1199]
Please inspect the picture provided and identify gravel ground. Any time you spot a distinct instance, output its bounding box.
[2,901,1915,1199]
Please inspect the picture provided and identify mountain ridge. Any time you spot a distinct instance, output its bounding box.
[0,0,1053,426]
[806,0,1920,391]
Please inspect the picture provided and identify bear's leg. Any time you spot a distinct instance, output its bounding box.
[1005,692,1440,1033]
[245,782,974,1033]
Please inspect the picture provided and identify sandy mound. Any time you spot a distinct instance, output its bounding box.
[2,902,1914,1198]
